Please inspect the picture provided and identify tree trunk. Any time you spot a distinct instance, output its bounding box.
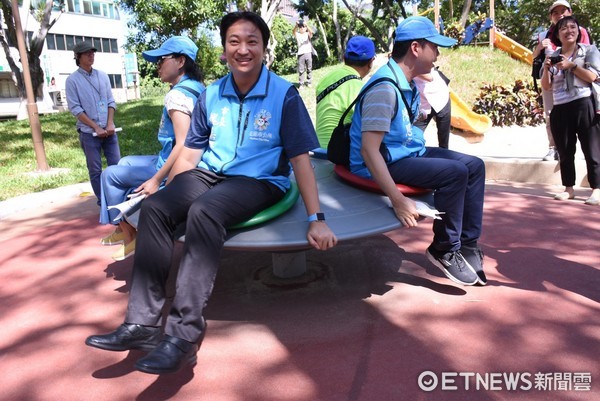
[314,15,330,59]
[459,0,472,27]
[340,0,389,51]
[261,0,283,68]
[0,0,62,101]
[333,0,342,62]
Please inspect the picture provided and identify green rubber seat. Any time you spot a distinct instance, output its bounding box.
[229,181,300,229]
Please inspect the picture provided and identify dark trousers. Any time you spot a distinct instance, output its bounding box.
[413,99,451,149]
[125,168,284,343]
[298,53,313,86]
[78,130,121,202]
[550,96,600,188]
[388,147,486,251]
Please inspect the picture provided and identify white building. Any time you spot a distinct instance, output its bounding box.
[0,1,137,119]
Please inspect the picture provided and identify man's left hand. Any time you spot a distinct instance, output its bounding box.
[307,222,337,250]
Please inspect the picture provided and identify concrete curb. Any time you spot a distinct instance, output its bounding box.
[483,157,589,187]
[0,182,93,220]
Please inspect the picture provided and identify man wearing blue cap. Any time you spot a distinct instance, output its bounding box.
[96,36,205,261]
[348,16,487,286]
[315,36,376,148]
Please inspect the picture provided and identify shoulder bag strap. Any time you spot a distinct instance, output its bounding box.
[335,76,412,129]
[316,74,361,103]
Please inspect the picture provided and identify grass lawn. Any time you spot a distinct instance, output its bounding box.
[0,46,530,201]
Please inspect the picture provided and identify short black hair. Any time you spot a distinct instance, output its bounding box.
[390,39,428,62]
[551,15,582,47]
[219,11,270,51]
[345,58,372,68]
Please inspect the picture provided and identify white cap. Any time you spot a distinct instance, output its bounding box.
[549,0,570,13]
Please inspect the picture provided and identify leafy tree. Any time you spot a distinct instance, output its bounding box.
[0,0,64,100]
[269,15,297,75]
[120,0,226,46]
[120,0,227,84]
[340,0,392,51]
[415,0,599,48]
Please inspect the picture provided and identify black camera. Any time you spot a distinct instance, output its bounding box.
[549,56,562,65]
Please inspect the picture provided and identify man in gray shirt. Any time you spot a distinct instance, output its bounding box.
[349,17,487,287]
[66,41,120,204]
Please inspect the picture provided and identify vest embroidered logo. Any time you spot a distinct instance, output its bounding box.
[254,109,272,131]
[209,107,229,128]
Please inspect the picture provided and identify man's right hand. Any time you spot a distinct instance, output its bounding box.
[391,195,419,228]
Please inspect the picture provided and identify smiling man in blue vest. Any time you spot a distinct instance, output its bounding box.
[85,11,337,375]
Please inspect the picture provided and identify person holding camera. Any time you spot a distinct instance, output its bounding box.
[293,18,314,87]
[532,0,590,161]
[541,16,600,206]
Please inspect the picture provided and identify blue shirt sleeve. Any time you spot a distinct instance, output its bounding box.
[280,87,319,158]
[184,91,210,150]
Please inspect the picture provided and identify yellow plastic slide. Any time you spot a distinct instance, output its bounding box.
[449,88,492,135]
[493,30,533,65]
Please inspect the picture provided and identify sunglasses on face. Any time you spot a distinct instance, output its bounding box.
[156,54,179,66]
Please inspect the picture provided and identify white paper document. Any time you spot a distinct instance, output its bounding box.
[414,200,444,220]
[107,193,146,221]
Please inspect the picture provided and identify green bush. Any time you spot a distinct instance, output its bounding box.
[473,80,544,127]
[195,31,228,82]
[140,76,169,99]
[270,15,298,76]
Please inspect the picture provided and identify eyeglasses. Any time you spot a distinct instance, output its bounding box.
[156,54,177,66]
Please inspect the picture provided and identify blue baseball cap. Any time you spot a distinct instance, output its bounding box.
[142,36,198,63]
[345,36,376,61]
[394,16,457,47]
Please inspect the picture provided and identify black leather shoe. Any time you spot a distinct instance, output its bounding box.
[134,318,207,375]
[85,323,161,352]
[134,335,198,374]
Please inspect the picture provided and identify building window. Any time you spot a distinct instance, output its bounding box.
[92,1,101,15]
[55,34,66,50]
[66,0,119,19]
[67,0,81,13]
[108,74,122,89]
[65,35,75,50]
[47,34,56,50]
[92,37,102,52]
[46,34,120,54]
[83,0,92,14]
[0,77,19,98]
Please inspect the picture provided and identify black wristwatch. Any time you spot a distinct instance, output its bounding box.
[307,212,325,222]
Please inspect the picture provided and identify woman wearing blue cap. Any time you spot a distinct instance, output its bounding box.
[98,36,205,261]
[348,16,487,286]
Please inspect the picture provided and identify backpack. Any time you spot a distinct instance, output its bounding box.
[326,77,411,166]
[532,31,549,92]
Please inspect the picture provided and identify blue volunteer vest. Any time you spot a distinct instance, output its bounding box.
[198,65,292,191]
[156,76,205,170]
[349,61,426,178]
